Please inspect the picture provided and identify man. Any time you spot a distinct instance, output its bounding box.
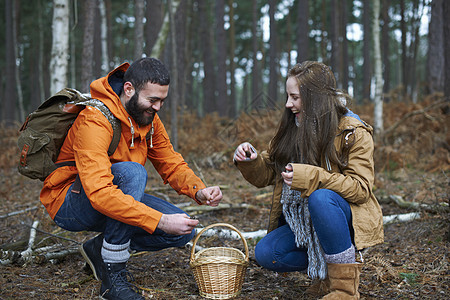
[40,58,222,299]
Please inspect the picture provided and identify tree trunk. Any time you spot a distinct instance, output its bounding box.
[340,0,349,91]
[145,0,163,56]
[443,0,450,109]
[175,0,188,110]
[99,0,109,75]
[50,0,70,95]
[228,0,237,117]
[30,0,45,109]
[268,0,278,108]
[215,0,227,116]
[69,1,76,89]
[373,0,383,134]
[320,0,328,64]
[427,0,444,94]
[198,0,215,113]
[296,0,309,63]
[93,6,102,79]
[150,0,180,59]
[381,0,391,98]
[286,12,292,70]
[408,0,422,103]
[105,0,113,67]
[251,0,261,109]
[168,0,179,150]
[4,0,17,125]
[400,0,407,100]
[13,0,24,122]
[330,0,341,86]
[134,0,145,60]
[81,0,96,92]
[363,0,372,102]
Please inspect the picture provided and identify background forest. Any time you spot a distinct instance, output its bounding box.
[2,0,449,141]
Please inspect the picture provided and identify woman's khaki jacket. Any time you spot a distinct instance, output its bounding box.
[235,115,384,250]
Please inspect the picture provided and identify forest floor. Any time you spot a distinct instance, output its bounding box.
[0,97,449,299]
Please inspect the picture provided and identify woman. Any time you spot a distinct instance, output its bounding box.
[233,61,383,299]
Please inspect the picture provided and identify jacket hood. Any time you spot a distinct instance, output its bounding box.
[89,62,153,140]
[339,110,374,135]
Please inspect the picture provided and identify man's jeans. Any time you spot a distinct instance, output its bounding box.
[54,161,194,251]
[255,189,354,272]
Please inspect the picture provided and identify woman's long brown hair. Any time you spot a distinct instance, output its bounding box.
[268,61,351,175]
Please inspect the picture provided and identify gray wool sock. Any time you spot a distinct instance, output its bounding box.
[324,245,356,264]
[101,239,130,264]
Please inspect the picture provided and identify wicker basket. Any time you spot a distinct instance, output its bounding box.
[190,223,249,299]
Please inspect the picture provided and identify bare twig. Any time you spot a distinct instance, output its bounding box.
[0,206,39,219]
[40,247,79,262]
[20,220,39,263]
[20,221,80,245]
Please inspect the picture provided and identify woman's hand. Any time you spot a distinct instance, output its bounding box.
[281,164,293,186]
[233,142,257,162]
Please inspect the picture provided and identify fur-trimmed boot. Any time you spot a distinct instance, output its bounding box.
[320,263,362,299]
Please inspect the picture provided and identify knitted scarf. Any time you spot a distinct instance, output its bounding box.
[280,183,327,280]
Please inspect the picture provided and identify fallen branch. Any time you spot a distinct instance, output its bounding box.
[190,212,424,242]
[0,206,39,219]
[1,246,79,265]
[39,247,79,263]
[193,227,267,240]
[182,202,256,214]
[388,195,448,213]
[383,212,421,225]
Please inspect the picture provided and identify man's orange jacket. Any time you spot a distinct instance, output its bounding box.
[40,63,205,234]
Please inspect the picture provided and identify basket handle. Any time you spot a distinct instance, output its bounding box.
[190,223,249,262]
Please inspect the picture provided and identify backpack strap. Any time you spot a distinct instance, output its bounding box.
[53,161,83,193]
[80,99,122,156]
[58,99,122,194]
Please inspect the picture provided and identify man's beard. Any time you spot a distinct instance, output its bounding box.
[125,92,155,126]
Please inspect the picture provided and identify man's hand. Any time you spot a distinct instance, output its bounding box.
[195,186,222,206]
[156,213,199,235]
[281,164,293,186]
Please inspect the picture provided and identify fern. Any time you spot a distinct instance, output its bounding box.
[366,254,398,282]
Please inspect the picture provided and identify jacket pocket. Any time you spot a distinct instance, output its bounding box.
[18,127,56,181]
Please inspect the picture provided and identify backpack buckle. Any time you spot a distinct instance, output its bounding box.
[20,144,30,166]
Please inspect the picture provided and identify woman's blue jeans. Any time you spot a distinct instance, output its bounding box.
[54,162,195,252]
[255,189,354,272]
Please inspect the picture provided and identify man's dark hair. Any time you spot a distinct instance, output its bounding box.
[124,57,170,92]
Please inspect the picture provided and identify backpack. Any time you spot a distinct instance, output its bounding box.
[18,88,121,181]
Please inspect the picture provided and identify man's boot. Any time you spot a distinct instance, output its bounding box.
[100,262,144,300]
[80,233,105,281]
[320,263,362,300]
